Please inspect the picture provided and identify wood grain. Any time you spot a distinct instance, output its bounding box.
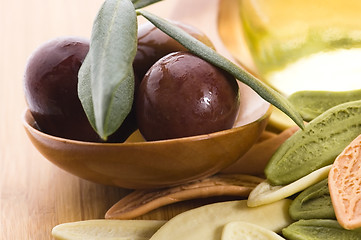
[0,0,233,239]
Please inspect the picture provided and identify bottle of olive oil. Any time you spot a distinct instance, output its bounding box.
[237,0,361,95]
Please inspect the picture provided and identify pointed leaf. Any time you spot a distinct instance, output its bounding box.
[78,55,96,131]
[78,0,137,140]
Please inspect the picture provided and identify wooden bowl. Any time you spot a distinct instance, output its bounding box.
[22,84,271,189]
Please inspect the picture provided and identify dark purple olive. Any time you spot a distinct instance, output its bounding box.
[136,52,240,141]
[24,37,136,142]
[133,21,214,83]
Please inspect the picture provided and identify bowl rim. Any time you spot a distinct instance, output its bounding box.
[22,103,272,147]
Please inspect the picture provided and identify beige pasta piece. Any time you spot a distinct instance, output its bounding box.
[106,174,263,219]
[52,219,165,240]
[329,133,361,230]
[222,221,286,240]
[149,199,292,240]
[248,165,331,207]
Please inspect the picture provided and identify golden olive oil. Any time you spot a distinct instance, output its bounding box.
[237,0,361,95]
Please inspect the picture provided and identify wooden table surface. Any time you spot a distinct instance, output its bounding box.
[0,0,241,239]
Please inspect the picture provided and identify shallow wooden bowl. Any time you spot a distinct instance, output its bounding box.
[23,84,271,189]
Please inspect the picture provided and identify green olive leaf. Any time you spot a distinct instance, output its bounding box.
[132,0,163,9]
[78,56,96,131]
[78,55,134,138]
[137,9,305,130]
[78,0,137,140]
